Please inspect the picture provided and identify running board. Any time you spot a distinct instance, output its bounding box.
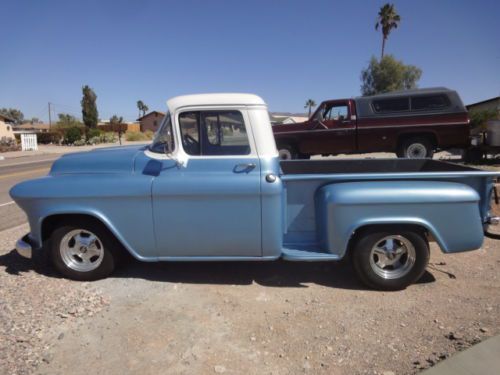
[281,248,340,261]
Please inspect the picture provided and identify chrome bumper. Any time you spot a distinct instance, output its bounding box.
[487,216,500,226]
[16,236,32,259]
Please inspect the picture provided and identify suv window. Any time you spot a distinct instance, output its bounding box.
[372,97,409,113]
[411,95,450,111]
[179,110,251,156]
[324,104,349,121]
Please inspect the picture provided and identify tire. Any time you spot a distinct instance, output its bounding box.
[351,227,430,291]
[49,219,118,281]
[278,144,298,160]
[398,137,434,159]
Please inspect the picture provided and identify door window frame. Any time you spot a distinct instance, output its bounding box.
[175,106,258,160]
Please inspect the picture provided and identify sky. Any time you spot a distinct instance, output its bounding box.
[1,0,499,122]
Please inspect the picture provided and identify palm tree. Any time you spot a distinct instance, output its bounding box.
[136,100,144,118]
[304,99,316,117]
[142,104,149,116]
[375,3,401,60]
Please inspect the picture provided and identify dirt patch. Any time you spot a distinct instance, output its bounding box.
[1,225,499,375]
[0,225,108,375]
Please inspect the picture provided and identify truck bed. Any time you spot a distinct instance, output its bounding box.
[280,159,479,175]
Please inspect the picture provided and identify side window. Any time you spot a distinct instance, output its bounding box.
[411,95,450,111]
[324,105,349,121]
[179,112,200,155]
[372,98,409,113]
[179,110,250,156]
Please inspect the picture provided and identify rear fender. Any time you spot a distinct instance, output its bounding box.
[315,180,483,257]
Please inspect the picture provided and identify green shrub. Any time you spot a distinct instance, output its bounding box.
[63,127,82,145]
[38,131,62,144]
[100,132,117,143]
[125,132,149,141]
[144,130,154,140]
[73,139,87,146]
[87,128,102,139]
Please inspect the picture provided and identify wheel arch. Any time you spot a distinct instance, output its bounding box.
[39,212,145,261]
[397,131,439,150]
[344,220,444,259]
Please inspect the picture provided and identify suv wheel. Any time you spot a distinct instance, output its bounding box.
[398,137,434,159]
[278,144,298,160]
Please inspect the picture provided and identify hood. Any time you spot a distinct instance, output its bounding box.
[50,145,146,175]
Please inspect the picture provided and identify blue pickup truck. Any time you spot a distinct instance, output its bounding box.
[10,94,500,290]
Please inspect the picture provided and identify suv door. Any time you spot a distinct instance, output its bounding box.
[151,109,262,258]
[302,100,356,154]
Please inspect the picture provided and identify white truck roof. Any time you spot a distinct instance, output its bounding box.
[167,93,266,113]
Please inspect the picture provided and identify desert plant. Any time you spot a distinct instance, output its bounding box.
[81,85,99,129]
[361,55,422,96]
[38,132,62,144]
[125,131,149,141]
[375,3,401,59]
[63,127,83,145]
[144,130,154,139]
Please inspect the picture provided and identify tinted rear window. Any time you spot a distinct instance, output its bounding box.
[411,95,450,110]
[372,98,409,113]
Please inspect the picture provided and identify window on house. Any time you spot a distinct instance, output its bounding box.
[179,110,250,156]
[372,98,410,113]
[411,95,450,111]
[154,120,158,127]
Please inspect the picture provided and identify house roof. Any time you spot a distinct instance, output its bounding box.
[466,96,500,109]
[13,123,51,130]
[167,93,266,113]
[136,111,166,121]
[0,114,15,122]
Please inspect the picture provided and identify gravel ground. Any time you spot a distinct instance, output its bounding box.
[1,222,499,375]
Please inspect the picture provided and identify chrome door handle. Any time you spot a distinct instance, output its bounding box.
[233,163,256,173]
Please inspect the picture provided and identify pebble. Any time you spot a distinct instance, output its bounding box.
[214,365,226,373]
[479,327,488,333]
[58,333,65,340]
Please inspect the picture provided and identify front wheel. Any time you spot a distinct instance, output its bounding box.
[351,228,429,290]
[49,220,118,281]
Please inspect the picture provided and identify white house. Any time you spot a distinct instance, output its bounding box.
[0,114,15,140]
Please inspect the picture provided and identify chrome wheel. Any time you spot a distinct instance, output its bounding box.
[369,235,416,280]
[279,148,292,160]
[406,143,427,158]
[59,229,104,272]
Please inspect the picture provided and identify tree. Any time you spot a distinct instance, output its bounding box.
[81,85,99,129]
[469,109,498,132]
[360,55,422,96]
[56,113,82,128]
[0,108,24,124]
[137,100,144,118]
[137,100,149,118]
[110,115,125,145]
[304,99,317,117]
[375,3,401,60]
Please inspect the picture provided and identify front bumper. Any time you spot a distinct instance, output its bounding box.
[15,234,33,259]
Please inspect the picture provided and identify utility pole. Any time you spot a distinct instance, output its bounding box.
[48,102,52,129]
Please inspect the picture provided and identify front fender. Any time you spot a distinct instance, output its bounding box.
[315,180,483,257]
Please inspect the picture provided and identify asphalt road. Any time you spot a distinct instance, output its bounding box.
[0,155,58,232]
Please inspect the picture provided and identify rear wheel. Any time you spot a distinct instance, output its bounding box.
[398,137,434,159]
[49,219,118,281]
[351,228,429,290]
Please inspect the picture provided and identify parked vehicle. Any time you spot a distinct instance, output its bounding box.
[10,94,499,290]
[273,87,470,159]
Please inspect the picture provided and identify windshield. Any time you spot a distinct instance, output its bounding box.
[149,112,175,153]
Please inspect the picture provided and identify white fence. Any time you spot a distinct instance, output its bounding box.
[21,133,38,151]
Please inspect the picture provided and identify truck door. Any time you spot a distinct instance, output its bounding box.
[304,100,356,154]
[151,109,262,258]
